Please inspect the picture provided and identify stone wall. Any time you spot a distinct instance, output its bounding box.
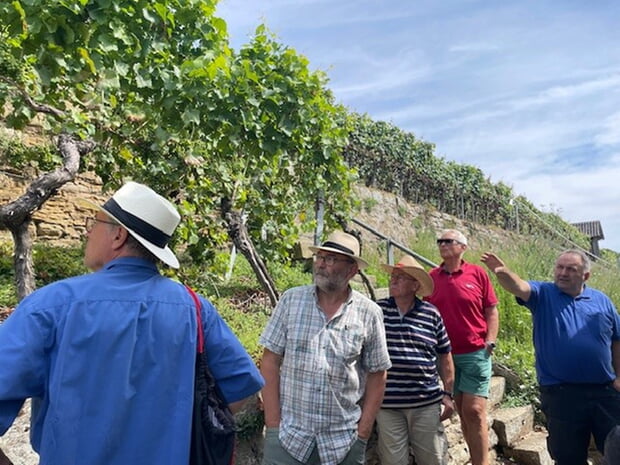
[0,170,106,245]
[353,184,517,254]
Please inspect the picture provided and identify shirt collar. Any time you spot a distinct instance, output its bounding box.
[103,257,159,272]
[440,259,466,275]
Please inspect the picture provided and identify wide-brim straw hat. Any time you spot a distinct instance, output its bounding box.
[85,182,181,268]
[381,255,434,296]
[308,231,368,269]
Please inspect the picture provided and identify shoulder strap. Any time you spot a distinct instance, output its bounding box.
[185,285,204,355]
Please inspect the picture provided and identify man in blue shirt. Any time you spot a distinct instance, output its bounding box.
[482,249,620,465]
[0,182,264,465]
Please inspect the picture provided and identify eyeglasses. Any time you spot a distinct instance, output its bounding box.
[85,216,119,233]
[436,238,462,246]
[390,274,417,283]
[313,254,355,266]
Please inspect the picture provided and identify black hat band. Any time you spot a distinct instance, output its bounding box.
[103,198,170,248]
[321,241,355,256]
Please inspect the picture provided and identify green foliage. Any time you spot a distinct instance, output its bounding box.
[0,242,88,307]
[0,242,87,306]
[235,408,264,440]
[0,283,16,309]
[361,197,378,212]
[270,260,312,290]
[32,244,88,286]
[213,297,269,362]
[0,241,12,275]
[344,113,591,251]
[181,254,311,363]
[0,134,60,172]
[0,242,16,307]
[1,0,356,273]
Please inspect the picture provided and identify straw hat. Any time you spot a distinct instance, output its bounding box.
[308,231,368,269]
[381,255,434,296]
[89,182,181,268]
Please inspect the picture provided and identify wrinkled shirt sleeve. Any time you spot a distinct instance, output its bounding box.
[200,296,264,404]
[0,295,53,434]
[361,303,391,373]
[259,290,291,356]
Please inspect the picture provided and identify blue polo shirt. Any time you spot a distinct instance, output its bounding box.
[518,281,620,386]
[0,257,264,465]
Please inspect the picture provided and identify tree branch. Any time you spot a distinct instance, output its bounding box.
[0,134,95,228]
[0,76,65,119]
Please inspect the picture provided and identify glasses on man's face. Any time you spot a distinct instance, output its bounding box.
[313,254,355,266]
[390,274,417,283]
[436,238,462,246]
[85,216,118,233]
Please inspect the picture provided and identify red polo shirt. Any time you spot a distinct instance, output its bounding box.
[426,260,498,354]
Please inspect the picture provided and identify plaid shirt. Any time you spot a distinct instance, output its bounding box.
[260,285,391,465]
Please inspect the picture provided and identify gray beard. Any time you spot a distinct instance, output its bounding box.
[314,273,348,294]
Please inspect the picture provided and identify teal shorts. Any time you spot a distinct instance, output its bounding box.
[453,348,492,397]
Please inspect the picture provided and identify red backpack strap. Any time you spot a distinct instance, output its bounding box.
[185,285,204,355]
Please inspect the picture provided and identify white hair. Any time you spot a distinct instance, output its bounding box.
[440,229,468,246]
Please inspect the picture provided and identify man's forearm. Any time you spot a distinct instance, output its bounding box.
[495,269,530,301]
[357,370,386,439]
[612,340,620,391]
[260,349,282,427]
[485,306,500,343]
[438,353,455,393]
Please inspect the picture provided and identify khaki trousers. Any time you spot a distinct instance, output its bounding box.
[375,403,448,465]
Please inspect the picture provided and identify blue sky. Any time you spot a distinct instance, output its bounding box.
[216,0,620,252]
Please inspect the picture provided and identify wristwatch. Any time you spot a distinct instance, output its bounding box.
[486,341,496,350]
[443,390,454,399]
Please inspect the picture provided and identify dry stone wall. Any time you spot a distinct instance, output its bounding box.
[0,170,106,245]
[353,184,517,255]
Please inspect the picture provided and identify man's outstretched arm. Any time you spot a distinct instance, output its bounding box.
[481,252,532,302]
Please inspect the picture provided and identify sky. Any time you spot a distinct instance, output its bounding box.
[215,0,620,252]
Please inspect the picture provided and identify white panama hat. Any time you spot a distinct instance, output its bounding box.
[308,230,368,269]
[94,182,181,268]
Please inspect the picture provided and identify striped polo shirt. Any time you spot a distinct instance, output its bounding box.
[378,296,451,408]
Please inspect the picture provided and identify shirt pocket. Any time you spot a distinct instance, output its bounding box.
[331,327,364,364]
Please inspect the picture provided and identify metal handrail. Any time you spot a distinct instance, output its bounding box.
[351,218,438,269]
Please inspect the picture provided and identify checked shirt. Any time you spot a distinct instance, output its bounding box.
[260,285,391,465]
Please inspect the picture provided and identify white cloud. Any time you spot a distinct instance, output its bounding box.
[595,111,620,147]
[509,74,620,111]
[510,155,620,251]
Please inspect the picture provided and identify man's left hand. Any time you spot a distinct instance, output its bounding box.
[357,427,371,441]
[440,395,455,421]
